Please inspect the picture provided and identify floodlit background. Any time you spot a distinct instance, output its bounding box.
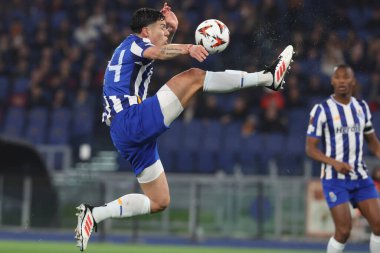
[0,0,380,252]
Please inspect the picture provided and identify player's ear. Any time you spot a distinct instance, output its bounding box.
[141,26,150,37]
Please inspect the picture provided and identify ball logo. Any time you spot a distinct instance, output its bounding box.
[197,25,212,37]
[329,191,337,202]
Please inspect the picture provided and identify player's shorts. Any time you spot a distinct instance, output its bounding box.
[322,177,379,209]
[109,95,168,176]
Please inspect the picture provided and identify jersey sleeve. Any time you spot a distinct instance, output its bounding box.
[130,38,153,58]
[362,100,374,134]
[307,104,325,138]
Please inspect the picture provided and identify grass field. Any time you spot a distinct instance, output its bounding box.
[0,240,363,253]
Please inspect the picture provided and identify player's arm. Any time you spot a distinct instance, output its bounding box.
[306,136,352,174]
[364,132,380,158]
[143,44,208,62]
[161,3,177,43]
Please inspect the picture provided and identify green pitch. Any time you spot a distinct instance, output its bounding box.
[0,240,336,253]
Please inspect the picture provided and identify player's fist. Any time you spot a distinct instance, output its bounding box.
[332,161,352,174]
[188,44,209,62]
[161,2,178,32]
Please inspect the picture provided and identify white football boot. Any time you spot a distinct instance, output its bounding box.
[75,204,97,251]
[264,45,295,91]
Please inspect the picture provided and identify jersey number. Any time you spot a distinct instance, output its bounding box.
[108,49,126,82]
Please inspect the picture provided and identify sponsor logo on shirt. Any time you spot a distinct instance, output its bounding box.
[335,124,361,134]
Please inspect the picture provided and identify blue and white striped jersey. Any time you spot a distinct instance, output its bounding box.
[102,34,154,125]
[307,95,374,180]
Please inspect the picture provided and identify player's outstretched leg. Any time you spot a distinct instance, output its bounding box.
[75,204,97,251]
[264,45,294,91]
[202,45,294,93]
[157,45,295,126]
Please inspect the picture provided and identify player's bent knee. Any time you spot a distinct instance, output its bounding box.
[186,68,206,86]
[188,67,206,77]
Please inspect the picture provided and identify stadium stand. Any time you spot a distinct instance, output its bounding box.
[48,108,71,145]
[25,107,48,144]
[0,0,380,175]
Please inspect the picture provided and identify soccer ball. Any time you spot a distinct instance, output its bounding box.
[195,19,230,54]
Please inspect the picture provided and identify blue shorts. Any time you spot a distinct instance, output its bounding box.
[109,95,168,175]
[322,177,379,209]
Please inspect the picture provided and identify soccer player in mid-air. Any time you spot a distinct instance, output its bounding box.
[306,64,380,253]
[75,3,294,250]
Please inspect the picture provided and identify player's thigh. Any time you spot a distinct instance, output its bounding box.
[330,203,352,231]
[165,68,205,107]
[357,198,380,233]
[139,170,170,206]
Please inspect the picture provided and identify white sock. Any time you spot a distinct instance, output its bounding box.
[92,194,151,223]
[327,237,345,253]
[370,233,380,253]
[203,70,272,93]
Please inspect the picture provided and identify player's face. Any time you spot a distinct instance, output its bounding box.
[331,67,355,96]
[146,20,169,46]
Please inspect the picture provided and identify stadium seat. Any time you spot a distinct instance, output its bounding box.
[278,134,306,176]
[259,133,286,175]
[287,109,309,135]
[25,107,48,144]
[158,120,183,172]
[48,108,71,145]
[201,120,222,152]
[239,133,263,175]
[159,120,182,152]
[0,76,9,102]
[2,107,26,139]
[217,122,242,174]
[355,72,371,97]
[197,121,223,173]
[197,150,216,174]
[12,77,29,94]
[71,106,94,143]
[176,120,202,173]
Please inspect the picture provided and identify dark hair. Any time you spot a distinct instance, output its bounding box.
[333,64,355,77]
[334,64,352,71]
[130,8,165,33]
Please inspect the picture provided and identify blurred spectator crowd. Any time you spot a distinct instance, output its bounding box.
[1,0,380,173]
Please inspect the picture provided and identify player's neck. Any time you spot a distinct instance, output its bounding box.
[332,94,351,105]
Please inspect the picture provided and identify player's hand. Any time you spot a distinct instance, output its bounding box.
[161,2,178,32]
[189,45,209,62]
[332,161,352,174]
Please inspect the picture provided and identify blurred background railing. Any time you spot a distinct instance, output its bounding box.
[1,0,380,245]
[1,151,378,241]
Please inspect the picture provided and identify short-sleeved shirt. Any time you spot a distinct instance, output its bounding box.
[307,95,374,180]
[102,34,154,126]
[101,34,168,175]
